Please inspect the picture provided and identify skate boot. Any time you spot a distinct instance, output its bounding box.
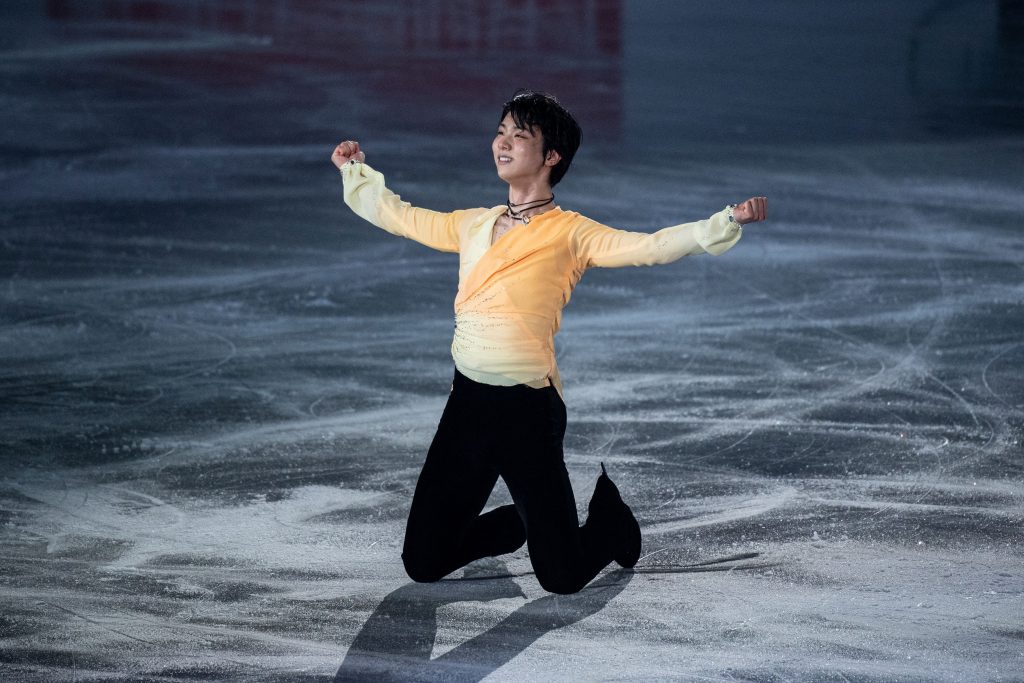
[587,462,641,568]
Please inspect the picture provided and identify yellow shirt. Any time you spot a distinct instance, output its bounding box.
[340,161,742,398]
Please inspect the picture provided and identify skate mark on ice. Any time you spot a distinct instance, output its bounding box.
[643,486,798,536]
[981,343,1023,409]
[635,552,776,575]
[440,550,770,583]
[40,601,158,646]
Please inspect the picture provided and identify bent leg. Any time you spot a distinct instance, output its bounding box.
[499,388,616,594]
[402,393,526,583]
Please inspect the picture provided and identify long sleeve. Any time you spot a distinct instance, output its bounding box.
[340,161,461,253]
[571,207,742,269]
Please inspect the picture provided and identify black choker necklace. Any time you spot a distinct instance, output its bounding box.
[506,195,554,224]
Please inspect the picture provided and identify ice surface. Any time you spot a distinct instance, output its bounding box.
[2,1,1022,681]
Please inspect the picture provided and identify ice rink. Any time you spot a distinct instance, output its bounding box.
[2,1,1022,680]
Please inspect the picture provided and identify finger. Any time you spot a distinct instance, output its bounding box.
[747,197,762,222]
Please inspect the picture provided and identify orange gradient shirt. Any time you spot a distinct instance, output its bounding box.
[341,161,742,397]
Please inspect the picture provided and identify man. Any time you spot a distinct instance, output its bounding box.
[332,91,767,594]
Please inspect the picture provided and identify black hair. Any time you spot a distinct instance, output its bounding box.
[500,90,581,187]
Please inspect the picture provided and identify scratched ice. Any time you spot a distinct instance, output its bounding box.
[1,2,1022,681]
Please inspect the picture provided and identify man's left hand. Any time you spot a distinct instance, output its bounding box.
[733,196,767,225]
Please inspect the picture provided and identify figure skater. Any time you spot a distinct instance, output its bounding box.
[331,91,767,594]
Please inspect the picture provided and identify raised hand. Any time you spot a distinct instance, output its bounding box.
[332,140,366,169]
[733,196,767,225]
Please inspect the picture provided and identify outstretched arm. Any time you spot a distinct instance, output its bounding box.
[572,197,767,269]
[331,139,460,253]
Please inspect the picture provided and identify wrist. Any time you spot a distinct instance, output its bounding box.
[339,158,362,174]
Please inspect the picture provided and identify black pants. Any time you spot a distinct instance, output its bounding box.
[401,369,616,594]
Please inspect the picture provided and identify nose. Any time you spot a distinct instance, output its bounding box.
[497,134,511,150]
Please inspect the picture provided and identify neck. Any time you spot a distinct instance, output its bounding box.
[506,179,553,207]
[505,179,555,223]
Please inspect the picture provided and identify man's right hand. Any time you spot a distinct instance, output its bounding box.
[332,140,365,169]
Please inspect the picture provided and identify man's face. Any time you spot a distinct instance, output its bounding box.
[492,114,554,186]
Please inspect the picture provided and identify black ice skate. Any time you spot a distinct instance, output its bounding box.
[588,462,642,568]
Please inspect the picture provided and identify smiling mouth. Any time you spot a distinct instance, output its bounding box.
[497,156,513,163]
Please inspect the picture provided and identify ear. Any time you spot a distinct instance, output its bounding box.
[544,149,561,167]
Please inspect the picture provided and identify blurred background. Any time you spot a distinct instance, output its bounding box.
[4,0,1023,152]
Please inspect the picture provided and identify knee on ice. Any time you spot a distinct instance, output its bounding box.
[401,552,447,583]
[535,571,586,595]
